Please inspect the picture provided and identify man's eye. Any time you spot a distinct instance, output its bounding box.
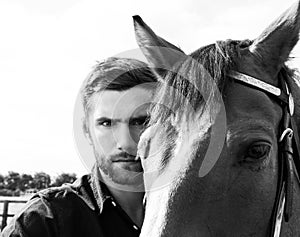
[98,120,112,127]
[129,116,149,126]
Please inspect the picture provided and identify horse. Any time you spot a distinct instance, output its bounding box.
[133,1,300,236]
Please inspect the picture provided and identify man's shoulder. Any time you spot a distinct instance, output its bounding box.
[35,175,89,201]
[1,174,103,237]
[14,175,90,214]
[29,174,96,212]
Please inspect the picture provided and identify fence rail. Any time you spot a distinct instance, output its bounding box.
[0,199,27,231]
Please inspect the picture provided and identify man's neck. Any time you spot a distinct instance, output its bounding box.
[107,185,145,227]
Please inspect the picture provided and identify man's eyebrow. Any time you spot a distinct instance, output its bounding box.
[94,115,150,124]
[95,117,121,122]
[129,115,150,123]
[129,115,149,120]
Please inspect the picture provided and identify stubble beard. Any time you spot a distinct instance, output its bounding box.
[94,151,143,187]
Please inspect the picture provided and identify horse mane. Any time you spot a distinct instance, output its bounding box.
[285,66,300,132]
[149,39,300,130]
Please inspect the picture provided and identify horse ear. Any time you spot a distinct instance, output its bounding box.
[133,15,187,78]
[249,1,300,76]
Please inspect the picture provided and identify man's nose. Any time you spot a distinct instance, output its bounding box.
[115,124,138,154]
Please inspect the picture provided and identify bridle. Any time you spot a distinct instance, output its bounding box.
[229,71,300,237]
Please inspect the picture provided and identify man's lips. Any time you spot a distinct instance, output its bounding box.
[114,159,138,162]
[111,153,140,162]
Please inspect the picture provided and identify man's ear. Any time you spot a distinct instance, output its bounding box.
[82,118,93,145]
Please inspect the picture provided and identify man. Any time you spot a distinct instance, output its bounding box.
[2,57,157,237]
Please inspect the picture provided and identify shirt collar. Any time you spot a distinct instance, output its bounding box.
[89,165,112,213]
[71,166,113,214]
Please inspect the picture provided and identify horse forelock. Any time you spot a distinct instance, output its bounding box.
[148,40,246,129]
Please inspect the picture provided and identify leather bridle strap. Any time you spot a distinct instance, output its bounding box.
[228,71,288,103]
[228,70,300,237]
[291,117,300,183]
[278,76,293,222]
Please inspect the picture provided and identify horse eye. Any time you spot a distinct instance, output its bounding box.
[244,142,271,162]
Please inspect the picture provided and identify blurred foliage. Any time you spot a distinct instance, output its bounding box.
[0,171,78,196]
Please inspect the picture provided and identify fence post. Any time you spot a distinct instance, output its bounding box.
[1,201,9,231]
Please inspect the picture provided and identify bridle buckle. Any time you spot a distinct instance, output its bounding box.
[279,128,294,143]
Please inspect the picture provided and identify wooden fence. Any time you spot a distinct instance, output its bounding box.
[0,199,27,231]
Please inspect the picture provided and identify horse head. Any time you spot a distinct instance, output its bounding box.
[134,1,300,236]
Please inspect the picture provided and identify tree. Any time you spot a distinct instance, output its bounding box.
[33,172,51,190]
[52,173,77,187]
[0,174,5,189]
[5,171,21,191]
[19,174,33,191]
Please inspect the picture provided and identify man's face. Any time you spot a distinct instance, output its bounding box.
[87,86,153,185]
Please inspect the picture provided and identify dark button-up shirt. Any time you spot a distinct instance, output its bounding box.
[1,172,141,237]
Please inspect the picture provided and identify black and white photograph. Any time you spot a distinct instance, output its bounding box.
[1,0,300,236]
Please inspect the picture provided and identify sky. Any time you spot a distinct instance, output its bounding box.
[1,0,299,176]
